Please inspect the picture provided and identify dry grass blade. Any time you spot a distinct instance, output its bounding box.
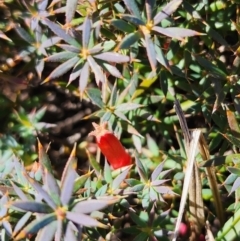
[173,99,205,241]
[172,129,201,241]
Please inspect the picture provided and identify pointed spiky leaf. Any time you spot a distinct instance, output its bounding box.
[38,140,52,174]
[60,143,77,205]
[73,171,93,193]
[102,63,122,78]
[146,0,155,21]
[35,222,57,241]
[112,166,131,190]
[118,32,141,50]
[66,211,108,228]
[152,26,202,40]
[12,201,53,213]
[136,158,148,182]
[45,52,78,62]
[87,55,105,84]
[15,26,34,44]
[104,160,113,184]
[13,212,32,237]
[123,0,141,19]
[72,198,118,214]
[42,19,81,48]
[85,88,104,108]
[24,174,57,209]
[153,0,183,25]
[44,170,61,206]
[120,14,145,26]
[151,161,165,181]
[145,33,157,71]
[111,19,135,33]
[82,16,91,48]
[65,0,78,24]
[94,52,130,63]
[79,61,90,94]
[44,56,80,83]
[15,213,56,241]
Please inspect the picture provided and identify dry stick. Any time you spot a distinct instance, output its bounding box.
[198,133,224,225]
[172,100,204,241]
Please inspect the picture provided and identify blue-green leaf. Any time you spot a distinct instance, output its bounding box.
[153,0,182,25]
[123,0,141,19]
[65,0,78,24]
[79,61,89,94]
[12,201,53,213]
[118,32,141,49]
[45,52,78,62]
[146,0,155,22]
[120,14,145,26]
[111,19,136,33]
[94,52,130,63]
[87,55,105,84]
[85,88,104,108]
[145,33,157,71]
[82,16,91,48]
[15,26,34,44]
[44,56,80,83]
[42,19,81,48]
[152,26,202,40]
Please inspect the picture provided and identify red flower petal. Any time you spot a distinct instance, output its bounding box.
[89,122,131,169]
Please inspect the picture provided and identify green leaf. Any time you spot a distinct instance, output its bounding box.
[45,52,78,62]
[82,16,91,48]
[145,33,157,71]
[15,213,56,240]
[146,134,159,157]
[116,103,144,112]
[160,69,168,96]
[44,56,80,83]
[120,14,145,26]
[102,62,122,78]
[43,19,81,48]
[12,201,53,213]
[57,44,81,53]
[155,44,170,71]
[66,211,108,228]
[104,160,113,184]
[15,26,34,44]
[65,0,78,24]
[112,166,132,190]
[69,61,84,83]
[85,88,104,108]
[87,55,105,84]
[111,19,136,33]
[152,26,202,40]
[129,211,147,226]
[216,207,240,240]
[79,61,90,94]
[13,212,32,237]
[194,55,227,77]
[94,52,130,63]
[72,198,118,214]
[146,0,155,21]
[74,171,93,193]
[123,0,142,19]
[136,158,148,182]
[200,154,240,167]
[153,0,183,25]
[228,167,240,176]
[60,144,77,206]
[118,31,141,49]
[86,150,102,176]
[24,174,57,209]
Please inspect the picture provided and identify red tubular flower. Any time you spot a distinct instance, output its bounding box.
[89,122,132,169]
